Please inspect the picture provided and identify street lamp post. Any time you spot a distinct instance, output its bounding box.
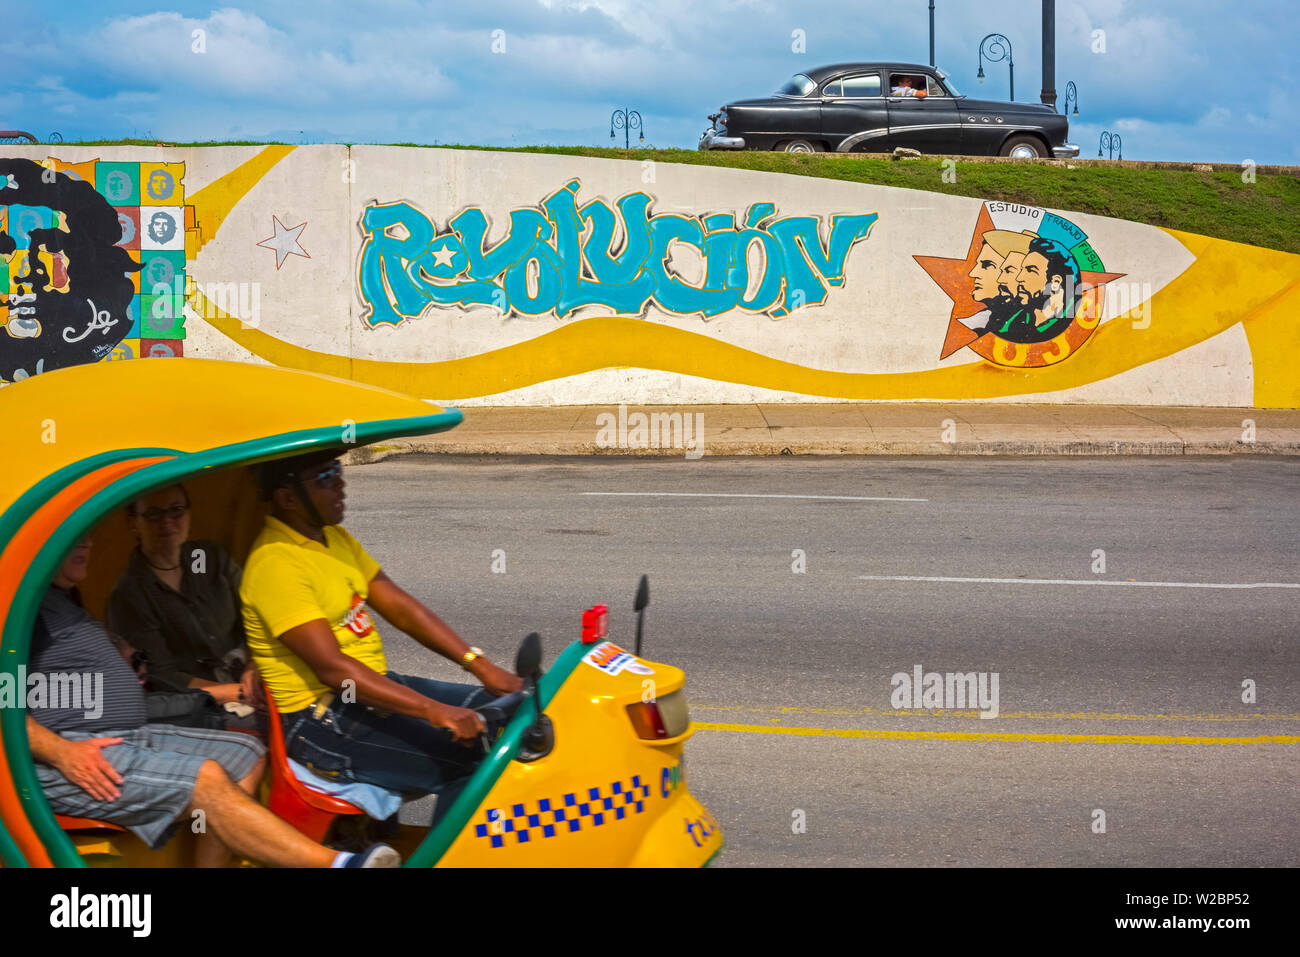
[610,109,644,150]
[977,33,1014,101]
[929,1,935,67]
[1040,0,1057,109]
[1099,130,1122,160]
[1062,80,1079,117]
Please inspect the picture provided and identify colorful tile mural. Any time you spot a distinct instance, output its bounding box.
[0,157,197,381]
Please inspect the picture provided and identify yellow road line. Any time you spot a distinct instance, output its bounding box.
[693,722,1300,746]
[693,705,1300,722]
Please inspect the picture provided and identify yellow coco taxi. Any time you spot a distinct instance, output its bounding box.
[0,358,721,868]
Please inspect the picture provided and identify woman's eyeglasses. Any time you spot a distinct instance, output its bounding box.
[135,504,189,523]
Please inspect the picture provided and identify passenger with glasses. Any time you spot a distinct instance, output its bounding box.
[107,483,253,709]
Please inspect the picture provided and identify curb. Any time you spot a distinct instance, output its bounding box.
[343,439,1300,463]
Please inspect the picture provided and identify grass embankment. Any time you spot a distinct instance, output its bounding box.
[60,140,1300,254]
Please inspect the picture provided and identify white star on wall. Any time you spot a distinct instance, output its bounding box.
[256,215,311,270]
[431,243,457,268]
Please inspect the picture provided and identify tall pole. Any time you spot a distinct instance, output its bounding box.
[929,0,935,66]
[1041,0,1057,108]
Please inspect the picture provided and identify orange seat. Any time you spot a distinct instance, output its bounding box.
[263,682,365,842]
[56,815,126,832]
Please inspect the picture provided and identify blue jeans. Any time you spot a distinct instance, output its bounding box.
[282,672,494,823]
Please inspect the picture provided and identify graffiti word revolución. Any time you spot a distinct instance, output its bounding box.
[357,179,879,325]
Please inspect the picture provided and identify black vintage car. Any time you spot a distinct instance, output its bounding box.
[699,62,1078,159]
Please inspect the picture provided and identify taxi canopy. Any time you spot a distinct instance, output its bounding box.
[0,358,461,867]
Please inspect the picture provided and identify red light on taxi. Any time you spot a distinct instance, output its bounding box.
[626,701,668,739]
[581,604,609,644]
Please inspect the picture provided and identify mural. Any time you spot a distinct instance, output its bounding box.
[915,202,1126,368]
[357,179,879,324]
[0,157,196,383]
[3,146,1297,407]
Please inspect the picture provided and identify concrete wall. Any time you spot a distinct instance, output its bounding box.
[3,145,1297,407]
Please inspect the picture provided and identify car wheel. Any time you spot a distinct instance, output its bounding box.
[777,139,822,154]
[1000,135,1046,159]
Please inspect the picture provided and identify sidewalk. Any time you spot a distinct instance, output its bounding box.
[350,404,1300,459]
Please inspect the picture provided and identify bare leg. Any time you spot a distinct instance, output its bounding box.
[192,756,267,868]
[237,756,266,795]
[187,760,337,868]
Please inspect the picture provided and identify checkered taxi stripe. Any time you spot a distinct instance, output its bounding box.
[475,775,652,848]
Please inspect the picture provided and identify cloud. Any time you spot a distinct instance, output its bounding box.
[3,0,1296,161]
[81,9,455,104]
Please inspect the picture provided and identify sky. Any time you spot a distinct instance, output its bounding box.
[4,0,1298,163]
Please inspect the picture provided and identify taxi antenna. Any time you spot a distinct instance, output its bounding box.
[633,575,650,656]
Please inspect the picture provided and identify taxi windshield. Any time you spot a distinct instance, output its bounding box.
[777,73,817,97]
[935,68,961,96]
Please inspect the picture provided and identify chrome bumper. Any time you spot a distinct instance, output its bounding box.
[1053,143,1080,158]
[698,128,745,150]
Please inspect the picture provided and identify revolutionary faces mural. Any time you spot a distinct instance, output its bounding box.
[916,202,1127,368]
[359,184,1132,373]
[0,157,195,383]
[358,179,880,325]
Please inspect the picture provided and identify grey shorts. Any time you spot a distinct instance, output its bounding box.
[35,723,266,850]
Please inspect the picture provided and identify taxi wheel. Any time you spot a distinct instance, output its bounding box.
[1001,135,1046,159]
[777,139,822,154]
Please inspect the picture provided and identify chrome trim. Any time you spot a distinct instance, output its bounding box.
[698,129,746,150]
[835,128,891,152]
[1053,143,1081,158]
[890,123,964,132]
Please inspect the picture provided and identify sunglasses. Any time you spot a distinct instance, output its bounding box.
[296,461,344,488]
[135,504,189,523]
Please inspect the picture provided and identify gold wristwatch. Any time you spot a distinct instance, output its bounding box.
[460,646,486,669]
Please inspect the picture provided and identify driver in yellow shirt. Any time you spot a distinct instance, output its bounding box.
[240,449,522,821]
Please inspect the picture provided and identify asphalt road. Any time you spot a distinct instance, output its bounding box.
[343,455,1300,867]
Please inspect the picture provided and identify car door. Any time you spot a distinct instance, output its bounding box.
[819,72,890,152]
[886,71,962,153]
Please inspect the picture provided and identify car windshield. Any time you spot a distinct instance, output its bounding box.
[935,68,961,96]
[777,73,817,97]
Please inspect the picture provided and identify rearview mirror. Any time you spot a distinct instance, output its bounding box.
[634,575,650,612]
[515,632,542,679]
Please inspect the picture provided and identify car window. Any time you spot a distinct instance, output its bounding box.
[823,79,841,97]
[926,75,948,97]
[777,74,817,97]
[890,73,928,96]
[935,68,961,96]
[841,74,882,98]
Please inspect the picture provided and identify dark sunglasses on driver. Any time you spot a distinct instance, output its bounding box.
[298,461,344,487]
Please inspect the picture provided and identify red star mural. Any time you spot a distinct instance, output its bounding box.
[914,206,1126,363]
[913,205,997,360]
